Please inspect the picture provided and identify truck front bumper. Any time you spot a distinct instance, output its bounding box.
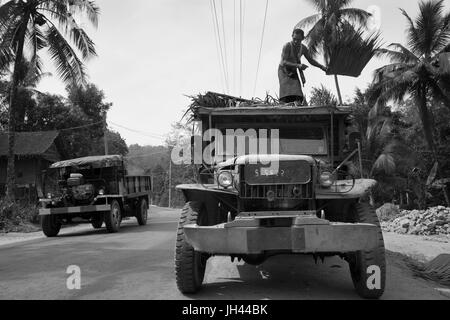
[39,205,111,216]
[183,215,379,254]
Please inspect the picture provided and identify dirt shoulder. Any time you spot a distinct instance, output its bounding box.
[383,231,450,263]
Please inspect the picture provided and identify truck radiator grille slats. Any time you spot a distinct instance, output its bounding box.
[239,182,313,199]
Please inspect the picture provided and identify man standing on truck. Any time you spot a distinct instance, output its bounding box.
[279,28,327,105]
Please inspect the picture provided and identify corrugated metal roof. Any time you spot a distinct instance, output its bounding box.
[0,131,59,157]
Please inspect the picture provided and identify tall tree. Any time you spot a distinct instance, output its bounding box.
[371,0,450,161]
[296,0,372,105]
[0,0,99,200]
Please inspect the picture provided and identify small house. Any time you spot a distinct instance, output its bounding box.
[0,131,60,202]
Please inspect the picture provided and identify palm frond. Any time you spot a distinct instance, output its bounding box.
[415,0,445,57]
[400,8,422,57]
[372,153,396,175]
[46,25,87,86]
[68,0,100,28]
[388,43,419,62]
[305,19,325,57]
[68,20,97,59]
[373,62,411,82]
[432,11,450,53]
[339,8,371,28]
[295,14,321,29]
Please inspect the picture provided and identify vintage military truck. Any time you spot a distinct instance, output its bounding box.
[175,96,385,299]
[39,155,151,237]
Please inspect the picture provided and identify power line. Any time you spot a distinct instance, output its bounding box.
[108,121,166,140]
[58,121,104,132]
[219,0,230,92]
[253,0,269,98]
[1,121,104,134]
[209,0,226,93]
[233,0,236,93]
[239,0,245,96]
[211,0,229,93]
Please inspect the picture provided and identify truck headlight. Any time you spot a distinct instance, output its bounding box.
[319,172,334,188]
[218,172,233,188]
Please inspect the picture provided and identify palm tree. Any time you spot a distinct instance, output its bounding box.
[0,0,99,200]
[296,0,372,105]
[371,0,450,161]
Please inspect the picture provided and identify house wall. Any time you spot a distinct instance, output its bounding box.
[0,158,39,186]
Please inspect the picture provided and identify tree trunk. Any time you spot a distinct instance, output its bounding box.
[334,74,343,105]
[416,87,437,159]
[6,15,29,201]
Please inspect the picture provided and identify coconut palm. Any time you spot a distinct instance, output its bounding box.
[296,0,372,105]
[0,0,99,200]
[371,0,450,161]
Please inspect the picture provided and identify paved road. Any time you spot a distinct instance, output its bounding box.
[0,207,448,300]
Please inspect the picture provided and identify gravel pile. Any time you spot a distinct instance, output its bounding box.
[380,206,450,236]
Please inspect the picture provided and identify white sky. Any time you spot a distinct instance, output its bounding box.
[36,0,450,146]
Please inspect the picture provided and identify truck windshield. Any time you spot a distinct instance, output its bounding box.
[279,127,327,155]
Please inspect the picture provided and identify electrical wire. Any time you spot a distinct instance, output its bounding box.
[211,0,229,93]
[108,121,166,140]
[1,121,104,134]
[253,0,269,98]
[209,0,226,93]
[219,0,230,92]
[239,0,243,96]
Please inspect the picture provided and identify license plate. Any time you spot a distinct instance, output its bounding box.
[244,161,311,185]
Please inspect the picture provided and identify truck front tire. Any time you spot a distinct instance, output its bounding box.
[104,200,122,233]
[347,202,386,299]
[136,198,148,226]
[41,215,61,237]
[175,201,209,294]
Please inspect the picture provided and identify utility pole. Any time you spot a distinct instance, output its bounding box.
[168,160,172,208]
[102,111,108,155]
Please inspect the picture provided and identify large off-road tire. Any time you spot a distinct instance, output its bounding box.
[104,200,122,233]
[41,215,61,237]
[136,198,148,226]
[347,202,386,299]
[91,215,104,229]
[175,201,209,294]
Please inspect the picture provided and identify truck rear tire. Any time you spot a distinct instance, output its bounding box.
[136,198,148,226]
[41,215,61,237]
[347,202,386,299]
[175,201,209,294]
[104,200,121,233]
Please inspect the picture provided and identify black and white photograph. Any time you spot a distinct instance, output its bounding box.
[0,0,449,306]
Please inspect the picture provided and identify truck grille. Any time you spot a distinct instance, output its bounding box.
[239,182,313,199]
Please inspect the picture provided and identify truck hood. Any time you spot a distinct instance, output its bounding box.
[217,154,317,168]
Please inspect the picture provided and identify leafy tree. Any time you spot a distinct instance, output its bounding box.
[297,0,372,104]
[0,0,99,200]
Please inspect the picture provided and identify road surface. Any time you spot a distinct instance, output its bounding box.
[0,207,448,300]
